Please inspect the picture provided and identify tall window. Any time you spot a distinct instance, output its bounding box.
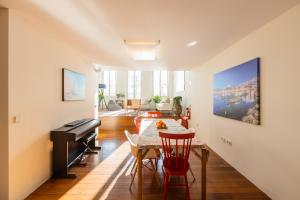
[174,71,185,92]
[153,70,168,96]
[103,71,116,96]
[128,71,141,99]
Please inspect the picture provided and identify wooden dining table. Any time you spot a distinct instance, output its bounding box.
[136,118,209,200]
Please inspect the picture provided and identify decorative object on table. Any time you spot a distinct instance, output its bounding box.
[62,68,86,101]
[213,58,260,125]
[156,120,168,129]
[98,83,108,110]
[172,96,183,117]
[116,93,125,108]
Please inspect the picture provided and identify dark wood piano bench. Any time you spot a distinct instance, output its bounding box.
[81,132,101,154]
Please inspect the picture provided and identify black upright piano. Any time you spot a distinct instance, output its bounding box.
[50,118,101,178]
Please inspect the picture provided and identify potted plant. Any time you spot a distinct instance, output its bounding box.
[151,95,162,104]
[172,96,183,117]
[116,93,125,100]
[116,93,125,108]
[99,90,106,110]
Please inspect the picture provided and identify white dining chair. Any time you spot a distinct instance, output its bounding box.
[124,130,161,188]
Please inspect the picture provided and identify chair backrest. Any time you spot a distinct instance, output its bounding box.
[134,116,141,132]
[181,116,189,129]
[127,99,132,106]
[187,109,191,120]
[124,130,139,157]
[159,132,195,171]
[147,111,163,118]
[127,99,141,108]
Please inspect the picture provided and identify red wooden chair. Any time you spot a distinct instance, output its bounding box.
[186,109,191,120]
[159,132,195,200]
[134,116,141,133]
[180,116,189,129]
[147,111,163,118]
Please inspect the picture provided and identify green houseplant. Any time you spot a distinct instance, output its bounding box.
[98,90,105,110]
[172,96,183,117]
[151,95,162,104]
[116,93,125,99]
[116,93,125,108]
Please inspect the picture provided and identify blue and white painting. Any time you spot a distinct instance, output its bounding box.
[213,58,260,125]
[63,68,86,101]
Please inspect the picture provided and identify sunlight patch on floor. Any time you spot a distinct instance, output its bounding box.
[58,141,132,200]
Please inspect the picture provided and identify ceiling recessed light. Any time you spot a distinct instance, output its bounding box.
[186,41,198,47]
[124,40,160,61]
[133,51,156,61]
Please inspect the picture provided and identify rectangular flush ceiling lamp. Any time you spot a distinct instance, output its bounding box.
[124,40,160,61]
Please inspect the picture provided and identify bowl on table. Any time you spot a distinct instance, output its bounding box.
[156,120,168,129]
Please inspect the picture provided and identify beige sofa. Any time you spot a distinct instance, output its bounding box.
[156,97,173,111]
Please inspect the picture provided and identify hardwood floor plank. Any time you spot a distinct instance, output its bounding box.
[26,116,270,200]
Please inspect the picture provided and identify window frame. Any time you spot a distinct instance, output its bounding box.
[103,70,116,97]
[128,70,141,99]
[153,70,168,96]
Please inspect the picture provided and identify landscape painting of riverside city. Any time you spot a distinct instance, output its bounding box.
[213,58,260,125]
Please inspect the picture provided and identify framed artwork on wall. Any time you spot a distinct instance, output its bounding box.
[62,68,86,101]
[213,58,260,125]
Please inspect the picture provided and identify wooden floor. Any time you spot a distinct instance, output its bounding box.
[27,116,270,200]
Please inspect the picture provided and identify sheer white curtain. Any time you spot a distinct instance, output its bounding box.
[128,71,141,99]
[103,71,116,96]
[161,70,168,96]
[153,70,160,96]
[153,70,168,96]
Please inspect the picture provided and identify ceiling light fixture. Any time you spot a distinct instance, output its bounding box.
[93,63,103,72]
[186,41,198,47]
[124,40,160,61]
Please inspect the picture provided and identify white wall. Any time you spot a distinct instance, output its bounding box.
[189,4,300,200]
[8,10,98,200]
[0,7,9,200]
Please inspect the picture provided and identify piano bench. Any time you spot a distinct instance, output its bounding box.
[81,132,100,154]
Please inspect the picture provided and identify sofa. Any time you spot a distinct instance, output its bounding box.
[140,99,156,111]
[156,97,173,111]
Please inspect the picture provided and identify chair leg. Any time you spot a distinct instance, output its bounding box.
[129,165,137,189]
[189,166,196,182]
[184,175,190,200]
[163,174,169,200]
[149,159,161,186]
[130,158,137,176]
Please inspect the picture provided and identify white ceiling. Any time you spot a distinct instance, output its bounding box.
[1,0,300,69]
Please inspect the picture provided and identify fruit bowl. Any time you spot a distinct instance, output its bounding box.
[156,120,168,129]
